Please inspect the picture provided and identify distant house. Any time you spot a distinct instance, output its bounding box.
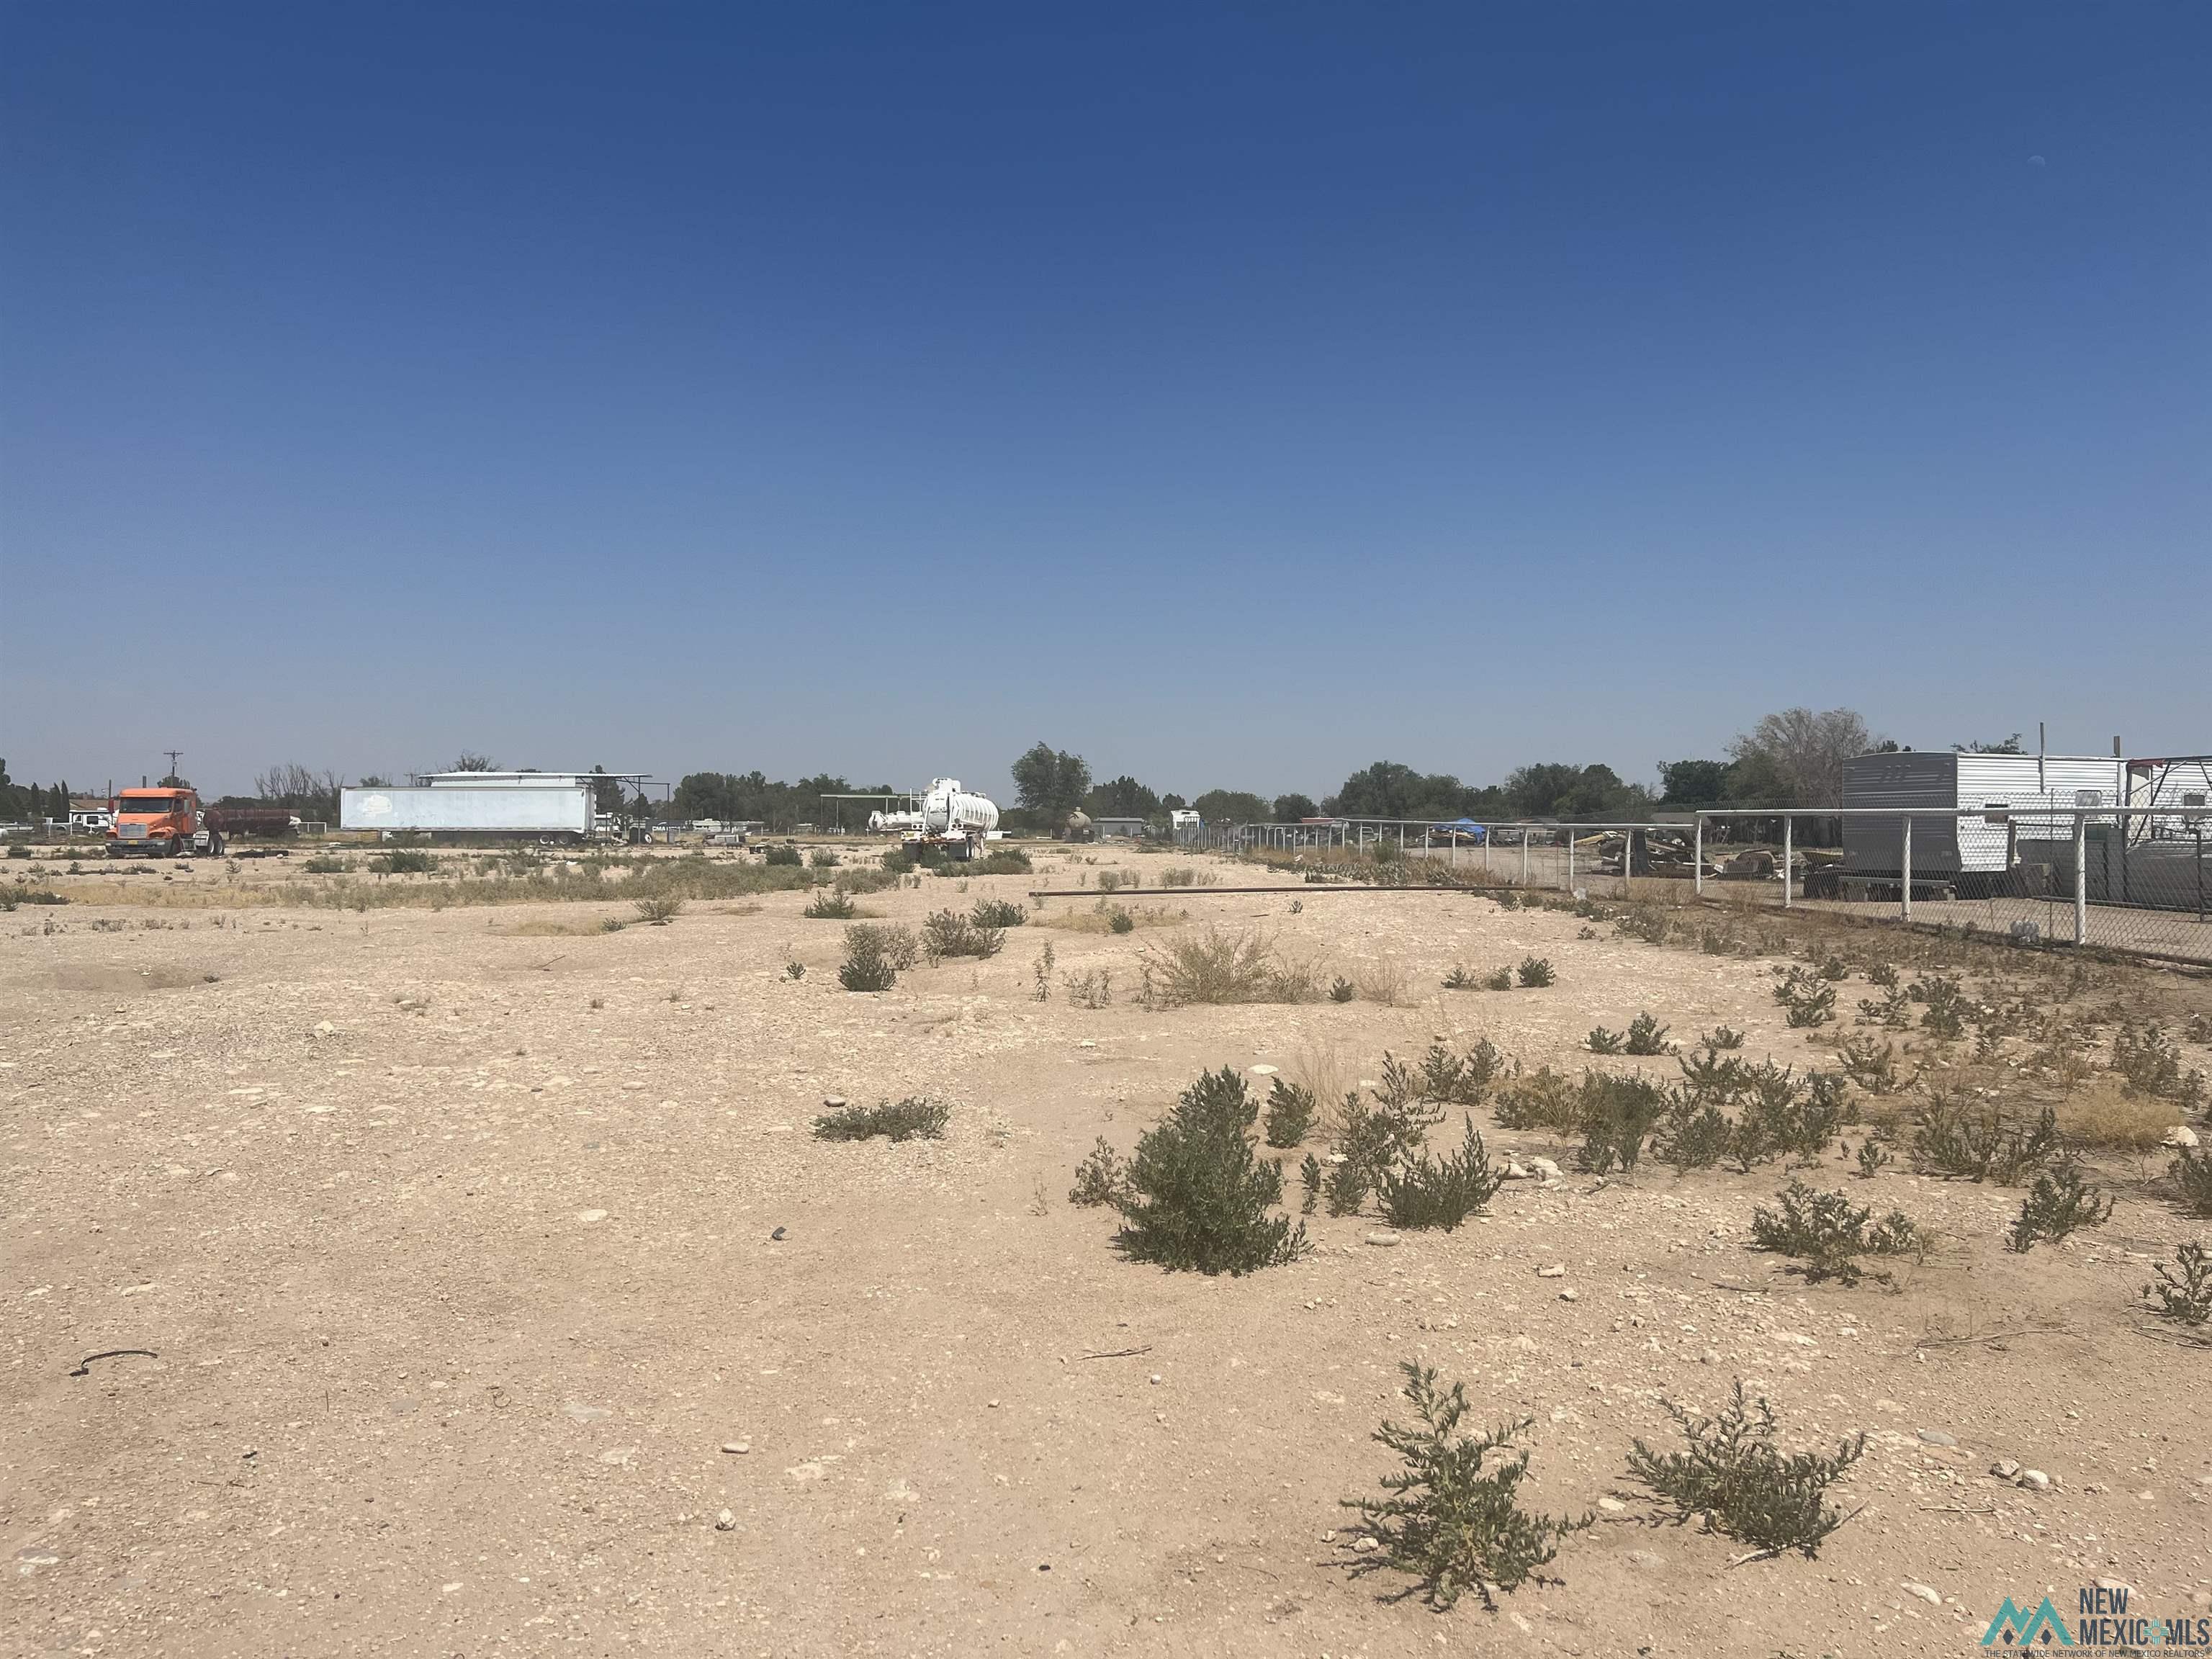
[1093,816,1148,840]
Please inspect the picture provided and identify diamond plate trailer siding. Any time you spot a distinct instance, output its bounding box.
[339,786,593,836]
[1840,752,2127,878]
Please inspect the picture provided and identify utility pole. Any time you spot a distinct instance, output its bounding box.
[162,750,184,783]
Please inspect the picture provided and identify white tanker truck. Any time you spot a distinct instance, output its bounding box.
[904,778,1000,860]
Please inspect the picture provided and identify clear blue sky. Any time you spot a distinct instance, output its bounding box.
[4,3,2206,801]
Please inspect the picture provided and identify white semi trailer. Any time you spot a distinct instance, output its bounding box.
[904,778,999,859]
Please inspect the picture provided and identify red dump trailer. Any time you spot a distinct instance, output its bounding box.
[203,805,300,839]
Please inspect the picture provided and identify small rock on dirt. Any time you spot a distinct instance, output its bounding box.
[1917,1429,1957,1447]
[1364,1231,1401,1247]
[1536,1264,1566,1278]
[714,1509,736,1531]
[2018,1468,2053,1491]
[1903,1582,1942,1605]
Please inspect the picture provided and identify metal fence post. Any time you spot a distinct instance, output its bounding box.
[1566,830,1575,892]
[1521,829,1529,886]
[2074,811,2087,946]
[1901,814,1913,925]
[1694,814,1704,896]
[1783,814,1792,909]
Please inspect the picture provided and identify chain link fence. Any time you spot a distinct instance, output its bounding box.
[1202,808,2212,966]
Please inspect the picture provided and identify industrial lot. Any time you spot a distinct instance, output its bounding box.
[5,768,2211,1657]
[7,5,2208,1652]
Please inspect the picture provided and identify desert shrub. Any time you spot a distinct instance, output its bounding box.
[814,1096,950,1141]
[1326,1097,1398,1215]
[803,889,857,919]
[1094,870,1124,894]
[763,843,804,867]
[371,848,436,875]
[1370,1053,1447,1149]
[972,848,1033,876]
[783,958,805,980]
[1329,976,1357,1002]
[1264,1076,1319,1148]
[1836,1035,1900,1095]
[971,896,1026,929]
[1853,1137,1894,1179]
[633,894,683,925]
[1679,1046,1750,1103]
[1136,927,1316,1007]
[880,848,915,874]
[1624,1012,1673,1056]
[1653,1091,1731,1172]
[1913,1092,2059,1184]
[1912,974,1966,1040]
[2006,1161,2113,1251]
[1750,1180,1920,1285]
[1478,966,1512,990]
[1442,965,1478,991]
[303,854,348,874]
[1298,1153,1324,1213]
[839,923,918,991]
[2114,1022,2206,1107]
[2145,1241,2212,1326]
[1342,1361,1591,1611]
[922,907,1004,962]
[834,866,899,895]
[1380,1119,1506,1231]
[1114,1066,1310,1274]
[1159,866,1198,887]
[1106,906,1135,934]
[1069,1138,1132,1207]
[1858,986,1912,1029]
[1492,1067,1581,1133]
[1699,1025,1746,1051]
[1493,889,1520,911]
[1626,1382,1866,1558]
[1575,1074,1668,1174]
[809,848,840,868]
[1063,967,1112,1007]
[2171,1148,2212,1218]
[1615,907,1671,945]
[1866,961,1899,987]
[1422,1040,1500,1105]
[1773,967,1836,1029]
[1516,956,1555,989]
[1586,1026,1624,1056]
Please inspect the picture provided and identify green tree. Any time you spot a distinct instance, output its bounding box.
[450,752,498,773]
[1656,760,1731,807]
[1272,792,1319,822]
[1011,742,1090,820]
[1083,775,1160,819]
[588,765,626,814]
[1191,789,1270,824]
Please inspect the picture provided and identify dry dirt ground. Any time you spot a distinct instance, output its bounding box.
[6,845,2210,1658]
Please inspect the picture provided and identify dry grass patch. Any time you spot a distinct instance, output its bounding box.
[1136,926,1321,1007]
[1032,900,1187,933]
[2051,1076,2187,1151]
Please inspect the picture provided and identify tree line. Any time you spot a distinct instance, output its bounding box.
[1009,707,1901,829]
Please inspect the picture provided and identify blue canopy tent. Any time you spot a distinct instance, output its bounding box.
[1431,818,1488,844]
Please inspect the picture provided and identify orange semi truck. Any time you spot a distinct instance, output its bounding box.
[107,787,216,858]
[105,789,300,855]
